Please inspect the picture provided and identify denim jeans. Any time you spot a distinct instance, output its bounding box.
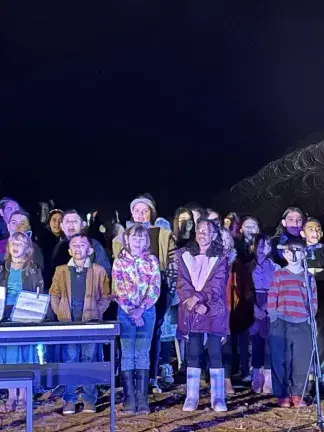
[61,343,98,404]
[118,306,156,371]
[251,333,271,369]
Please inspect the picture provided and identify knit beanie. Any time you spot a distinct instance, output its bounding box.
[130,197,156,213]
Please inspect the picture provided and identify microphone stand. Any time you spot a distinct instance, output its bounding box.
[303,253,324,431]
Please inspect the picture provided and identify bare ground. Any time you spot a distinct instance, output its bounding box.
[0,383,321,432]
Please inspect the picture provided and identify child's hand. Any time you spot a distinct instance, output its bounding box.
[195,304,207,315]
[134,317,144,327]
[129,308,143,321]
[254,304,266,320]
[183,296,199,311]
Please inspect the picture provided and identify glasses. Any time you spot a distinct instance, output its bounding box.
[197,228,214,235]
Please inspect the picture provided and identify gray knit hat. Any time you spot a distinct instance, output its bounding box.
[130,197,155,213]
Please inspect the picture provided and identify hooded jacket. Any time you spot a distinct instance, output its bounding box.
[177,249,229,337]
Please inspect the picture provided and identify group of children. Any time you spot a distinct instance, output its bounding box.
[0,196,322,416]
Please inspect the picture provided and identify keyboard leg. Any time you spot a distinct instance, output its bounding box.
[26,380,33,432]
[110,338,115,432]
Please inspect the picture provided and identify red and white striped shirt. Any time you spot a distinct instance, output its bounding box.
[267,268,317,323]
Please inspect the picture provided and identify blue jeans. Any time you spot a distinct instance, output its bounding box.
[118,306,156,371]
[61,343,98,404]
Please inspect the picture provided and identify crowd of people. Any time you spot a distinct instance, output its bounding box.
[0,195,322,417]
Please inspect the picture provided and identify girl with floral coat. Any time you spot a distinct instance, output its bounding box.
[112,223,161,414]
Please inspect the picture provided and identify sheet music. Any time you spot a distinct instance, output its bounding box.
[11,291,49,323]
[0,287,5,322]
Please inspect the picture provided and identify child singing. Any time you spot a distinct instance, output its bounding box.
[268,237,317,407]
[112,223,160,414]
[177,218,228,413]
[50,233,110,415]
[250,234,279,394]
[0,232,44,413]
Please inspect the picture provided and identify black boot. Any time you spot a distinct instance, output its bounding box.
[135,369,150,414]
[121,370,136,413]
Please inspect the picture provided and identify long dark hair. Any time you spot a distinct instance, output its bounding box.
[238,215,260,241]
[186,217,223,257]
[251,234,271,260]
[274,207,305,236]
[173,207,196,247]
[184,202,207,219]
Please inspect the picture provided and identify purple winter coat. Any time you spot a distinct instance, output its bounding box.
[177,250,229,337]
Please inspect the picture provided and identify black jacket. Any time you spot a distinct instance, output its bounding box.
[0,262,44,321]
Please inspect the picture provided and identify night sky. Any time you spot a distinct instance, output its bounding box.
[2,2,324,219]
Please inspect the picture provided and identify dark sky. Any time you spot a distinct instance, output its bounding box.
[2,2,324,218]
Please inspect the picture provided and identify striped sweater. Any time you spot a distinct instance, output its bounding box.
[267,268,317,323]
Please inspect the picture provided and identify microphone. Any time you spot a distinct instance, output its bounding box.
[277,245,304,262]
[277,245,304,251]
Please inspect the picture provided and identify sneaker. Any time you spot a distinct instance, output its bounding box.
[278,398,291,408]
[149,378,162,394]
[160,364,174,385]
[63,402,76,415]
[242,374,252,383]
[83,402,96,413]
[291,396,307,408]
[252,369,264,394]
[262,369,273,395]
[225,378,235,395]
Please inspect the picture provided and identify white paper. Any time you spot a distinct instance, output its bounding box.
[0,287,5,300]
[11,291,49,323]
[0,287,5,321]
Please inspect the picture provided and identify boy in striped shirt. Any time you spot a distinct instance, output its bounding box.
[268,237,317,408]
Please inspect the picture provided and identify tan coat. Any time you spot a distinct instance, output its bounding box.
[49,264,111,322]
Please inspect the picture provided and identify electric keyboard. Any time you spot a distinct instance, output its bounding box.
[0,320,120,432]
[0,320,120,345]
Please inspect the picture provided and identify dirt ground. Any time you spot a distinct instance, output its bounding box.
[0,382,322,432]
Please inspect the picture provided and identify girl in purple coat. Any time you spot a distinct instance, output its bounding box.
[177,218,229,412]
[250,234,280,394]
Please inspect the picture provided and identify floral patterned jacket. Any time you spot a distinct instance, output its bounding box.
[112,249,161,314]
